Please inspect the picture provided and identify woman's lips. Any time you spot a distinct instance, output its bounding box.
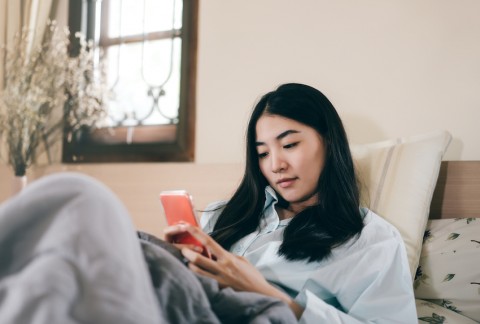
[276,178,296,188]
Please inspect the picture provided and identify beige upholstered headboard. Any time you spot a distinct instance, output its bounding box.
[429,161,480,219]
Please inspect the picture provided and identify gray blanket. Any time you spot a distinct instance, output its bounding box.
[0,172,296,324]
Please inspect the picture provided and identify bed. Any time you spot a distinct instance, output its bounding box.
[1,130,479,323]
[415,161,480,324]
[345,130,480,323]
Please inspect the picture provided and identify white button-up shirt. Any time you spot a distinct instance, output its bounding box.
[201,186,418,323]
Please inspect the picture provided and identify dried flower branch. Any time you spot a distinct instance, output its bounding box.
[0,20,107,176]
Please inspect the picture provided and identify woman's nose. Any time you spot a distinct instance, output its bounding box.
[271,152,287,173]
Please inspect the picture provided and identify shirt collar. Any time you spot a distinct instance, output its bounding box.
[264,185,278,206]
[263,186,292,226]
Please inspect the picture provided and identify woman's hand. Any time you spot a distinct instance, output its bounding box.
[173,224,304,319]
[163,223,205,254]
[180,224,270,292]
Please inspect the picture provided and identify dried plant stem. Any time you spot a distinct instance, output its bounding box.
[0,20,107,176]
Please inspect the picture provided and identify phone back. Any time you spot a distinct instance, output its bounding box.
[160,190,199,227]
[159,190,211,258]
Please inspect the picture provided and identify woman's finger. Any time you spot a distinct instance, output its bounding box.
[163,223,189,242]
[181,247,221,274]
[186,261,228,289]
[163,222,188,234]
[172,243,203,253]
[183,224,228,258]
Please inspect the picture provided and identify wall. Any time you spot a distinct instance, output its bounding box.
[5,1,479,162]
[196,0,480,162]
[0,163,243,238]
[1,0,479,235]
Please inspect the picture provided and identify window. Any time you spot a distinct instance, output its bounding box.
[64,0,197,162]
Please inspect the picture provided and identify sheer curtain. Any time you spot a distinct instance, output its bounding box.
[0,0,59,89]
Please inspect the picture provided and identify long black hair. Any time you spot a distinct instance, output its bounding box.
[210,83,364,262]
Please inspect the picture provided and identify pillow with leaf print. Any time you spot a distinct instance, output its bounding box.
[415,299,478,324]
[414,218,480,323]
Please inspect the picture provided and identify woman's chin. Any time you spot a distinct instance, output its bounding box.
[279,191,319,209]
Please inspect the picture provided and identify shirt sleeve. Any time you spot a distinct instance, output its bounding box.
[296,235,417,323]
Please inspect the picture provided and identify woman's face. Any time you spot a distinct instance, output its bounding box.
[255,114,326,212]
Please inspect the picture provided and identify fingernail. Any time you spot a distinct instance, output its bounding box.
[181,248,192,257]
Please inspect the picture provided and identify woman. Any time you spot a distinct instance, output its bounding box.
[165,83,417,322]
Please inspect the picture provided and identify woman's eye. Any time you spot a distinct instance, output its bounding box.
[283,142,299,149]
[258,152,269,159]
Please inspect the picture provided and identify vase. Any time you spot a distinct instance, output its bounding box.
[11,175,27,196]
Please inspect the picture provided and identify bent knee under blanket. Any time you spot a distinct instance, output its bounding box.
[0,172,296,324]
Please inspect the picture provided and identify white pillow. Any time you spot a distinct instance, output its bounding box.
[351,130,452,279]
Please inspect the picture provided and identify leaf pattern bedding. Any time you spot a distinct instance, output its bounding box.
[415,218,480,323]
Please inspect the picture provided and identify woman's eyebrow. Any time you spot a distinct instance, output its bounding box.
[277,129,300,140]
[255,129,300,146]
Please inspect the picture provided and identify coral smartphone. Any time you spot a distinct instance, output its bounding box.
[159,190,211,258]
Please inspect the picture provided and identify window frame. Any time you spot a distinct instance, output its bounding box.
[63,0,197,163]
